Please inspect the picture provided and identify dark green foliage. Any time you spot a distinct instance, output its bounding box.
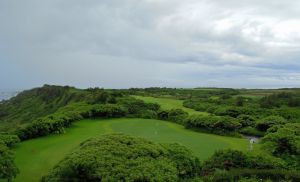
[259,92,300,108]
[0,135,20,147]
[260,95,280,108]
[214,107,242,118]
[237,115,256,127]
[262,123,300,167]
[0,141,19,181]
[201,149,286,179]
[42,134,201,182]
[168,109,188,124]
[16,103,127,140]
[158,109,189,124]
[236,96,244,107]
[274,107,300,121]
[256,116,287,132]
[209,169,300,182]
[288,97,300,107]
[0,135,20,181]
[127,88,240,100]
[201,150,248,174]
[183,100,214,112]
[119,97,160,119]
[239,127,264,137]
[184,115,241,135]
[161,143,201,178]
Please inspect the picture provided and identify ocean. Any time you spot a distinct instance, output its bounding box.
[0,90,19,101]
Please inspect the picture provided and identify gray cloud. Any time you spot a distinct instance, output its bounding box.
[0,0,300,89]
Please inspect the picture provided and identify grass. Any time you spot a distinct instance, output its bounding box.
[13,118,257,182]
[133,95,208,115]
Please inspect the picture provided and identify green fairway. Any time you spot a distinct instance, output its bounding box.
[13,118,255,182]
[134,95,208,115]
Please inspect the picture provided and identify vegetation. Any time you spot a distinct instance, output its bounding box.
[13,118,250,182]
[0,135,20,181]
[42,133,201,181]
[184,115,242,136]
[0,85,300,181]
[262,123,300,168]
[201,149,300,181]
[16,103,127,140]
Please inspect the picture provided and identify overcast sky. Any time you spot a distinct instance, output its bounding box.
[1,0,300,89]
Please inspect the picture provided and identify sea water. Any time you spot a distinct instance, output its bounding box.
[0,89,19,101]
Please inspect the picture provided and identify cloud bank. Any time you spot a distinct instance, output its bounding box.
[1,0,300,89]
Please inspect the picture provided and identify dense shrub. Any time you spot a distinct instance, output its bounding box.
[42,134,201,181]
[16,103,127,140]
[91,104,127,118]
[184,115,241,135]
[0,141,19,181]
[0,135,20,147]
[260,92,300,108]
[201,149,286,176]
[162,143,201,178]
[213,107,242,118]
[235,96,244,106]
[239,127,264,137]
[158,109,188,124]
[183,100,213,112]
[119,97,160,118]
[168,109,189,124]
[237,114,256,127]
[256,116,287,132]
[262,123,300,161]
[275,107,300,121]
[209,169,300,182]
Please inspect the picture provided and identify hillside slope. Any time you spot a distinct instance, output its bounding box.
[0,85,117,132]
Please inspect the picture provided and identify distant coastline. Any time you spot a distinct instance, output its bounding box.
[0,89,19,101]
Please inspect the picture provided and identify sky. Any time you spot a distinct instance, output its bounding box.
[1,0,300,89]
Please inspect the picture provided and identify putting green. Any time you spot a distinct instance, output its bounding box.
[13,118,255,182]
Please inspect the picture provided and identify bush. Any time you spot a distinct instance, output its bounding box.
[16,104,127,140]
[214,107,242,118]
[183,100,212,112]
[139,109,158,119]
[210,169,300,182]
[237,115,256,127]
[42,134,200,181]
[91,104,127,118]
[168,109,189,124]
[201,149,286,176]
[157,109,189,124]
[201,149,249,175]
[0,142,19,181]
[184,115,241,135]
[119,98,160,115]
[262,123,300,158]
[239,127,264,137]
[256,116,287,132]
[162,143,201,178]
[0,135,20,147]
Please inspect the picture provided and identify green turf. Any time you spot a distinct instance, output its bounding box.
[134,95,208,115]
[13,118,257,182]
